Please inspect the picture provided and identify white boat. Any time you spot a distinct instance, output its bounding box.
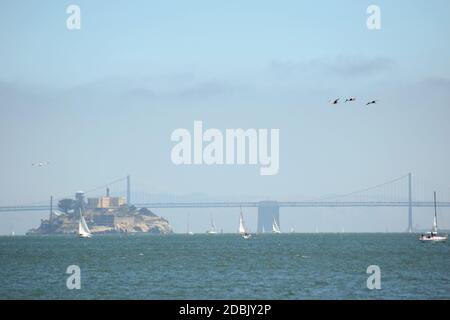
[239,208,252,239]
[419,192,448,242]
[272,218,281,234]
[206,214,218,234]
[78,215,92,238]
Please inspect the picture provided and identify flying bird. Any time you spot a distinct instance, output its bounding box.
[32,161,50,167]
[345,97,356,102]
[365,100,378,106]
[330,98,340,105]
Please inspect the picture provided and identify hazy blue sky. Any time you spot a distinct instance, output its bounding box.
[1,1,450,234]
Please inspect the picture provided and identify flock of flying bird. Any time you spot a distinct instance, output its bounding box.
[330,97,378,106]
[30,97,378,168]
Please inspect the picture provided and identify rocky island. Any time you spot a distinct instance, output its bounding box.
[27,191,173,235]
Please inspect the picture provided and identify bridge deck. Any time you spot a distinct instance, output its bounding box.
[1,201,450,212]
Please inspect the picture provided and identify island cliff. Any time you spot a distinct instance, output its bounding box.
[27,206,173,235]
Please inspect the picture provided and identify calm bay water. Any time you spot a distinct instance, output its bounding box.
[0,233,449,300]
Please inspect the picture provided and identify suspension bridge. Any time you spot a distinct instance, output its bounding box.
[1,173,449,232]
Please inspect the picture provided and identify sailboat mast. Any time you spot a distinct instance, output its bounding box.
[239,206,248,234]
[210,213,216,231]
[434,191,438,229]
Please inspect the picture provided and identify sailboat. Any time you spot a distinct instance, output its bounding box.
[206,214,218,234]
[78,214,92,238]
[272,218,281,234]
[239,208,252,239]
[419,192,447,242]
[187,213,194,235]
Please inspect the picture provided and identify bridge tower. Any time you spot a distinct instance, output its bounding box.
[408,172,413,233]
[257,201,279,233]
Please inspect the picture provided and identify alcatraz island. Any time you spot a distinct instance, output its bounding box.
[27,188,173,235]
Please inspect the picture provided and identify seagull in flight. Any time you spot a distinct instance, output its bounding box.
[32,161,50,167]
[330,98,340,105]
[345,97,356,102]
[365,100,378,106]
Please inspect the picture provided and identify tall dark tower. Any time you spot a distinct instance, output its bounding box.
[127,175,131,206]
[257,201,279,233]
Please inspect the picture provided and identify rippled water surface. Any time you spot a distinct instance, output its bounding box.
[0,234,449,299]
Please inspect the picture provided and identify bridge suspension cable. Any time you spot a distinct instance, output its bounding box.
[309,174,410,202]
[5,176,129,209]
[83,176,128,195]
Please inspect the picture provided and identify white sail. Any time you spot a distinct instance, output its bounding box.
[207,214,217,234]
[187,213,194,235]
[239,209,252,239]
[79,215,92,237]
[432,214,438,234]
[81,216,91,233]
[239,212,246,234]
[272,218,281,233]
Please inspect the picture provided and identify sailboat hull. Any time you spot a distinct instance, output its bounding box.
[419,236,447,242]
[79,233,92,238]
